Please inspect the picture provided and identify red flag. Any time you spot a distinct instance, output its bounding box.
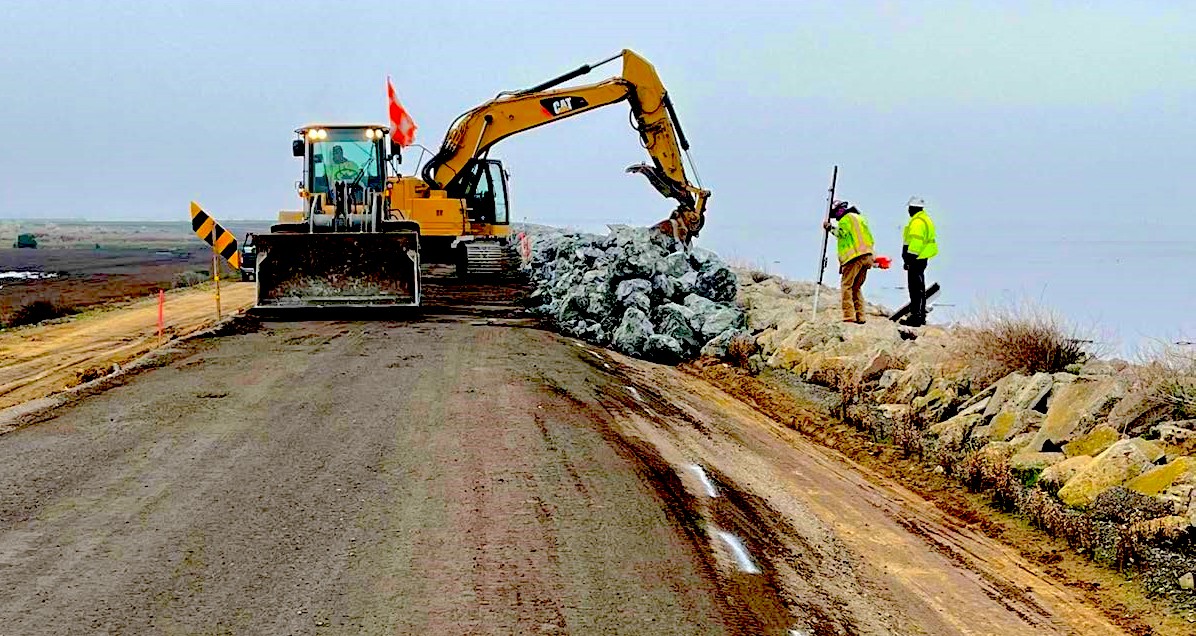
[387,77,417,146]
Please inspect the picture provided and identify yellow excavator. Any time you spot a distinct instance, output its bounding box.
[253,49,709,308]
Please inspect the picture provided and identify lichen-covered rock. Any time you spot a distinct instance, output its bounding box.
[1010,452,1065,478]
[1039,455,1094,490]
[928,412,984,452]
[1057,440,1155,508]
[912,383,957,424]
[1125,456,1196,497]
[975,408,1043,443]
[859,350,900,383]
[1154,421,1196,457]
[1062,424,1121,458]
[983,373,1030,419]
[1107,383,1177,437]
[1021,377,1127,455]
[885,364,935,404]
[1127,437,1166,464]
[977,441,1018,464]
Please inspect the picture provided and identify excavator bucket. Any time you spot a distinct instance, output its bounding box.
[252,232,420,308]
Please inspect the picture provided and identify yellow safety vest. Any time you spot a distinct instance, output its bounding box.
[835,212,874,265]
[903,210,938,259]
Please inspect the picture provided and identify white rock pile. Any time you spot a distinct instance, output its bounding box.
[524,226,746,363]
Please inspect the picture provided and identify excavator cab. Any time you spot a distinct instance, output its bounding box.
[454,159,510,226]
[252,124,421,309]
[445,159,518,276]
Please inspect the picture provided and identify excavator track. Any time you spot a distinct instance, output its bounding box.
[459,240,522,277]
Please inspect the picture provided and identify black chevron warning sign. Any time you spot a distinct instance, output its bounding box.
[190,202,241,269]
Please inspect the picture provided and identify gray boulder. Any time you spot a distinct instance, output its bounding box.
[612,307,655,355]
[652,273,677,300]
[654,303,700,353]
[683,294,718,322]
[657,251,691,278]
[644,334,684,363]
[677,271,699,296]
[558,288,590,323]
[695,263,738,303]
[700,328,746,358]
[625,291,652,313]
[615,278,653,305]
[701,306,745,341]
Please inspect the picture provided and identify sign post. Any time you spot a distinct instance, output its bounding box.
[213,253,222,319]
[190,201,239,320]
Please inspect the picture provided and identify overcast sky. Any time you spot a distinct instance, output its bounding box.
[1,1,1193,346]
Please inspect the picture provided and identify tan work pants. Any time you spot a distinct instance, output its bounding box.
[840,254,873,322]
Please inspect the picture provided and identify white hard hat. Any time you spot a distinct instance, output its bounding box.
[907,196,925,207]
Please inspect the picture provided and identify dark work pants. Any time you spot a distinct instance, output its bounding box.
[907,258,928,323]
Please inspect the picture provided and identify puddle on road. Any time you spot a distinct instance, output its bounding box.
[715,529,761,574]
[688,463,720,498]
[0,271,58,280]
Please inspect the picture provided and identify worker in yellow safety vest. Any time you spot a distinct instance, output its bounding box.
[901,196,938,327]
[823,201,875,324]
[326,145,361,182]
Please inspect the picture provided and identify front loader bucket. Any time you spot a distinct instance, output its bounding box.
[253,232,420,308]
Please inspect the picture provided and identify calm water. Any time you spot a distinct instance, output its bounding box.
[539,216,1196,357]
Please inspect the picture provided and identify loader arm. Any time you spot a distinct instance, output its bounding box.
[421,49,709,244]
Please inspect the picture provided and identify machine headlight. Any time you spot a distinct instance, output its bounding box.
[306,129,317,139]
[374,128,384,139]
[365,129,376,140]
[316,129,328,140]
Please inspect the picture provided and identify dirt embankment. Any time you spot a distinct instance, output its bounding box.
[0,282,255,415]
[691,360,1196,635]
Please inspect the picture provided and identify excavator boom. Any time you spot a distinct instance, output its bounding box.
[421,50,709,244]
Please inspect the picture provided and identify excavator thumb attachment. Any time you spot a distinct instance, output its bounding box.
[627,162,709,248]
[253,231,420,308]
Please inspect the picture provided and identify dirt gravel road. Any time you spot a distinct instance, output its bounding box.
[0,282,254,411]
[0,305,1127,634]
[0,314,738,635]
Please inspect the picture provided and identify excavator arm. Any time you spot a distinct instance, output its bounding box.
[421,49,710,244]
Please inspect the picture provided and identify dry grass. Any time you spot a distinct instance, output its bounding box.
[892,408,925,457]
[1134,346,1196,422]
[725,258,774,284]
[725,334,759,368]
[2,298,78,328]
[958,451,1100,552]
[952,304,1091,386]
